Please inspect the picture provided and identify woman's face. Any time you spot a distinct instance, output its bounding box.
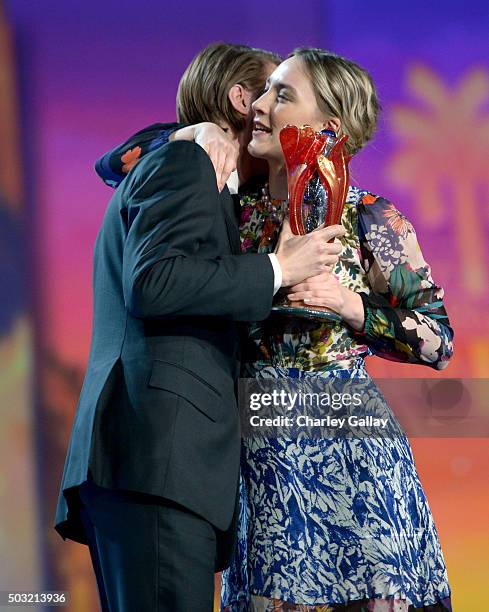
[248,56,331,163]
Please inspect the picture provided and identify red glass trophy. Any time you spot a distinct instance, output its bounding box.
[271,125,350,321]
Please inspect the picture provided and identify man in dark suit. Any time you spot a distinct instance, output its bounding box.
[55,43,344,611]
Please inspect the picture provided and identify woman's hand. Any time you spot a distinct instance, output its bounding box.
[170,122,238,192]
[287,273,365,331]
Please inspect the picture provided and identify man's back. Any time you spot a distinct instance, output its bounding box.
[55,140,275,556]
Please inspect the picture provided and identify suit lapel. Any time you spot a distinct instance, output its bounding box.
[220,190,241,255]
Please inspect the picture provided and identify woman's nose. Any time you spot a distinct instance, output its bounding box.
[252,90,268,114]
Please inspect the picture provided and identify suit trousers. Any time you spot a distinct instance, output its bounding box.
[78,477,217,612]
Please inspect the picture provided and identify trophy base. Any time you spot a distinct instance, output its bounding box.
[271,298,341,322]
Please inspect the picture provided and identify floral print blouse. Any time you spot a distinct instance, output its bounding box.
[239,183,454,372]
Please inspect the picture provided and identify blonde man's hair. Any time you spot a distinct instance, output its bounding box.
[177,43,281,133]
[290,48,380,156]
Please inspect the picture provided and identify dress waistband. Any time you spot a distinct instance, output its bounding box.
[243,357,368,380]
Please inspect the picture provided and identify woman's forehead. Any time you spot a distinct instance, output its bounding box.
[267,56,309,88]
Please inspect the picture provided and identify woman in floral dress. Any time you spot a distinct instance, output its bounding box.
[221,49,453,612]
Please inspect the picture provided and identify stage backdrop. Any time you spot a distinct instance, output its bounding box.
[3,0,488,609]
[0,1,40,603]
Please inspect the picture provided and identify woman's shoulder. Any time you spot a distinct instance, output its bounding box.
[350,186,411,220]
[349,185,418,250]
[348,185,393,208]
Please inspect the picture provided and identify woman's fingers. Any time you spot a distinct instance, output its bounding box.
[289,272,337,294]
[287,289,341,312]
[288,290,330,302]
[288,272,340,303]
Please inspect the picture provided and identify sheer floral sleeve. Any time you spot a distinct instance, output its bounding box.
[94,122,182,188]
[356,193,454,370]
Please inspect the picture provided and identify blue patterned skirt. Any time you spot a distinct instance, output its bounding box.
[221,361,452,611]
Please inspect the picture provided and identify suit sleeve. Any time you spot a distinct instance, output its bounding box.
[121,140,274,321]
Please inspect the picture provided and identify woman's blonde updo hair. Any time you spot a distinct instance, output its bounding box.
[290,48,380,156]
[177,43,281,133]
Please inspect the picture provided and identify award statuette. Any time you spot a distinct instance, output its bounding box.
[271,125,351,321]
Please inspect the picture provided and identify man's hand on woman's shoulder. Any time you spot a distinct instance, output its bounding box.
[170,122,239,192]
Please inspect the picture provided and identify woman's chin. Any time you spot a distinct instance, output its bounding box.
[247,139,266,159]
[248,138,277,161]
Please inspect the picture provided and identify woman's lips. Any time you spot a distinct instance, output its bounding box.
[253,121,272,136]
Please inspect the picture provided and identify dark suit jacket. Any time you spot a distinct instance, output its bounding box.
[54,139,274,569]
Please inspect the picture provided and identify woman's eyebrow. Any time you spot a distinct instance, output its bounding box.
[266,78,297,95]
[276,81,297,95]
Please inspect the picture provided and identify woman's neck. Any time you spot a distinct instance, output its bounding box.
[267,161,288,200]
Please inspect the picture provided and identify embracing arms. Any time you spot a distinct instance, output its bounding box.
[119,139,338,320]
[120,139,274,320]
[95,122,237,192]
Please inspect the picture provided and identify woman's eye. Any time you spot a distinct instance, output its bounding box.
[277,93,287,102]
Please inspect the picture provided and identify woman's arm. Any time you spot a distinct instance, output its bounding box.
[95,122,237,192]
[95,122,182,187]
[355,193,453,370]
[287,192,453,370]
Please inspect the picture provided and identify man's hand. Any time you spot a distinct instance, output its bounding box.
[170,123,238,192]
[275,219,346,287]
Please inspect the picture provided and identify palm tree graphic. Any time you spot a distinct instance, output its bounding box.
[387,65,489,296]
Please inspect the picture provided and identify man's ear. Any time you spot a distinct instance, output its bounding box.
[322,116,341,134]
[228,84,253,117]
